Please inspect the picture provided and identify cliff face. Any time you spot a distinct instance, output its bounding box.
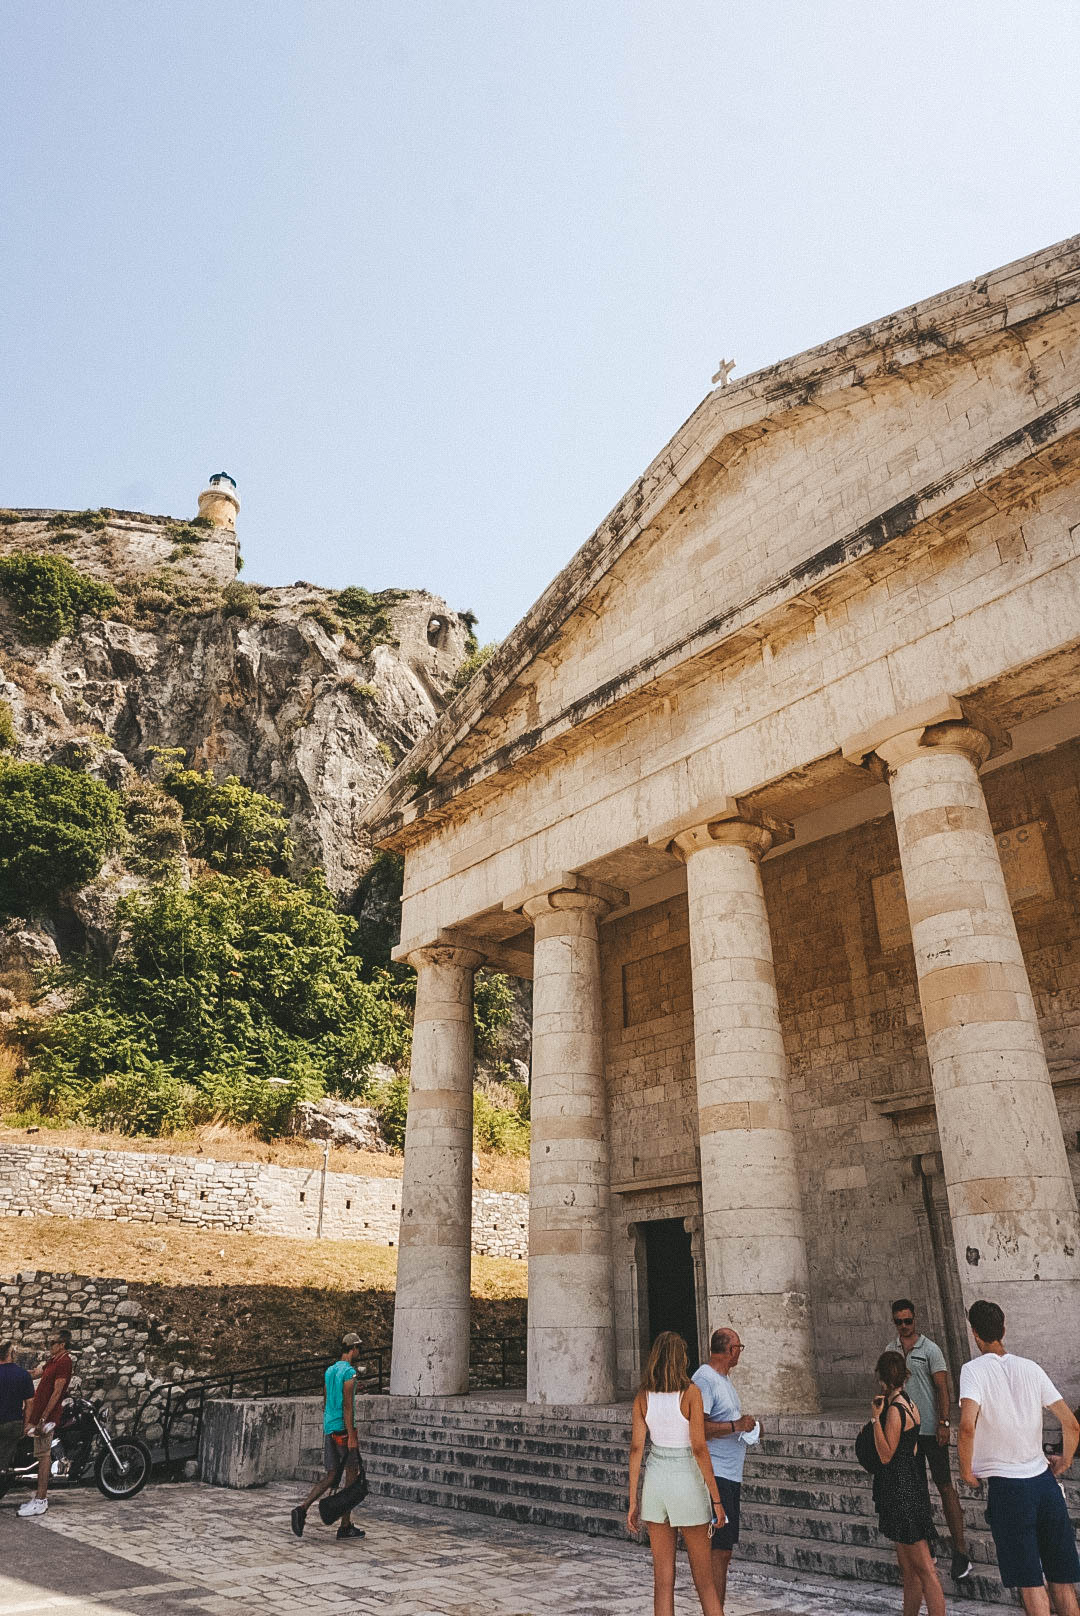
[0,510,474,899]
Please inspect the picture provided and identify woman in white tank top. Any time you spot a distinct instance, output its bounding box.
[628,1331,727,1616]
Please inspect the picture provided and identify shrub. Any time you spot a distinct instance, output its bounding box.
[374,1070,410,1150]
[303,604,342,636]
[473,1087,530,1155]
[376,740,394,766]
[166,523,209,545]
[335,587,402,653]
[221,581,260,619]
[453,640,497,690]
[153,753,293,874]
[474,971,514,1059]
[0,700,15,753]
[18,870,413,1136]
[47,509,109,532]
[0,760,123,916]
[0,554,118,643]
[123,778,186,875]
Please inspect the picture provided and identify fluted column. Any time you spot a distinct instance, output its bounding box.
[506,873,626,1404]
[390,943,483,1397]
[853,703,1080,1395]
[652,800,819,1412]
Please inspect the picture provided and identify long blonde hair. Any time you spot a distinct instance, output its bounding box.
[641,1330,691,1394]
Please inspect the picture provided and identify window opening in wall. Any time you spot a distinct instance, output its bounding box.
[426,615,447,648]
[345,1199,351,1209]
[299,1192,305,1203]
[200,1191,207,1201]
[642,1217,699,1369]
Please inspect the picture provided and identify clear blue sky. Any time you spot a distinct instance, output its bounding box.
[3,2,1078,642]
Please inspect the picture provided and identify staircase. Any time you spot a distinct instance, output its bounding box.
[326,1395,1080,1605]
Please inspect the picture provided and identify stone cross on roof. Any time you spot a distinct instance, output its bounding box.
[711,357,736,387]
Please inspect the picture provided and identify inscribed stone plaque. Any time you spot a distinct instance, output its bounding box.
[622,945,691,1029]
[873,821,1053,950]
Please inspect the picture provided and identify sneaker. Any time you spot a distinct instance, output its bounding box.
[290,1505,306,1538]
[17,1498,48,1517]
[336,1523,365,1540]
[951,1550,973,1580]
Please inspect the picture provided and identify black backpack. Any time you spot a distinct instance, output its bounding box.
[318,1452,369,1523]
[855,1418,882,1474]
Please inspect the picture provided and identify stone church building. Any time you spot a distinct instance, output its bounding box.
[368,235,1080,1415]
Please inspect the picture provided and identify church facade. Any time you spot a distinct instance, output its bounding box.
[368,235,1080,1413]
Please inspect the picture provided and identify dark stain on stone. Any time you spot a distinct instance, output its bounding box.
[966,1246,980,1266]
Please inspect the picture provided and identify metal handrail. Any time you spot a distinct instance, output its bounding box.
[132,1336,526,1468]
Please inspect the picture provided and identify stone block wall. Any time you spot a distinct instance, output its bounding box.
[0,1143,528,1259]
[763,734,1080,1402]
[599,736,1080,1405]
[0,1269,173,1435]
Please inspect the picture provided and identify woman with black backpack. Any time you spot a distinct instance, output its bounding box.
[865,1350,946,1615]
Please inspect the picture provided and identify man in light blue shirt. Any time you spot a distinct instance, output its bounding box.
[692,1326,757,1610]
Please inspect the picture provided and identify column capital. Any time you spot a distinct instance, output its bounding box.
[405,942,484,972]
[503,870,628,923]
[841,694,1010,773]
[649,796,792,863]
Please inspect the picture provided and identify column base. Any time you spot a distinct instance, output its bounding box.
[389,1304,470,1398]
[528,1324,616,1406]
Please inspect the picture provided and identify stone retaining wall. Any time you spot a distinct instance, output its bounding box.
[0,1143,528,1258]
[0,1268,179,1439]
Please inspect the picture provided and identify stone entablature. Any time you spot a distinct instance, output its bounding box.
[0,1143,527,1260]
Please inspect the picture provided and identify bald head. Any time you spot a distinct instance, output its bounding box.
[709,1327,743,1371]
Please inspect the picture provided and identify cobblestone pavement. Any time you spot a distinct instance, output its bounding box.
[0,1481,1008,1616]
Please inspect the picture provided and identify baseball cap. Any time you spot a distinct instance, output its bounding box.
[342,1332,361,1347]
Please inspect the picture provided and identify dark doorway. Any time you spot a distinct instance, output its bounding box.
[643,1218,699,1370]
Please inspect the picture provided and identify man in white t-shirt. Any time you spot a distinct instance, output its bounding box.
[692,1326,757,1611]
[958,1299,1079,1616]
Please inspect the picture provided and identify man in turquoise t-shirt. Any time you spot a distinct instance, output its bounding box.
[290,1333,364,1542]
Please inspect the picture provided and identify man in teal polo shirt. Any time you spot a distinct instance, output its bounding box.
[290,1333,364,1542]
[887,1298,971,1582]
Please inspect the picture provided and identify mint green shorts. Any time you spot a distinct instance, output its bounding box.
[641,1444,712,1527]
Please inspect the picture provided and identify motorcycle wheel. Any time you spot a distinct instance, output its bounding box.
[94,1438,152,1499]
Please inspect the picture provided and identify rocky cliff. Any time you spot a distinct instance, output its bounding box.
[0,507,474,899]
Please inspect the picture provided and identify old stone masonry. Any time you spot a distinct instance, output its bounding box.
[366,233,1080,1412]
[0,1142,527,1258]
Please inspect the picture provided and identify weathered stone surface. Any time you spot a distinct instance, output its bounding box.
[287,1092,389,1153]
[371,236,1080,1408]
[0,1140,528,1258]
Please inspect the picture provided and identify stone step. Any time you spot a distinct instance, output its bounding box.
[736,1530,1013,1607]
[360,1446,1008,1563]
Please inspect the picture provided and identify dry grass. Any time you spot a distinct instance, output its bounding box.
[0,1121,529,1193]
[0,1215,528,1301]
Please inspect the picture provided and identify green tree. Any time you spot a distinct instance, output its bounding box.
[19,870,413,1135]
[0,760,122,916]
[154,754,294,873]
[0,554,117,643]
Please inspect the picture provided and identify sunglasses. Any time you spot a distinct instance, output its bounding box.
[893,1316,915,1327]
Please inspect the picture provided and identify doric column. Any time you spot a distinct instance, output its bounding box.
[847,699,1080,1393]
[389,943,483,1397]
[651,799,819,1412]
[505,872,626,1405]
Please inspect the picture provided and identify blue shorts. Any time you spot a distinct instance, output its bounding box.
[986,1469,1080,1589]
[711,1477,741,1551]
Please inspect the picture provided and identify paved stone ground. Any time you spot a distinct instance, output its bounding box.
[0,1481,1011,1616]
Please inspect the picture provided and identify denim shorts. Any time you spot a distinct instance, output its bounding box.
[986,1468,1080,1589]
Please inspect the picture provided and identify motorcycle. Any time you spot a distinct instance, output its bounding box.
[0,1395,152,1500]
